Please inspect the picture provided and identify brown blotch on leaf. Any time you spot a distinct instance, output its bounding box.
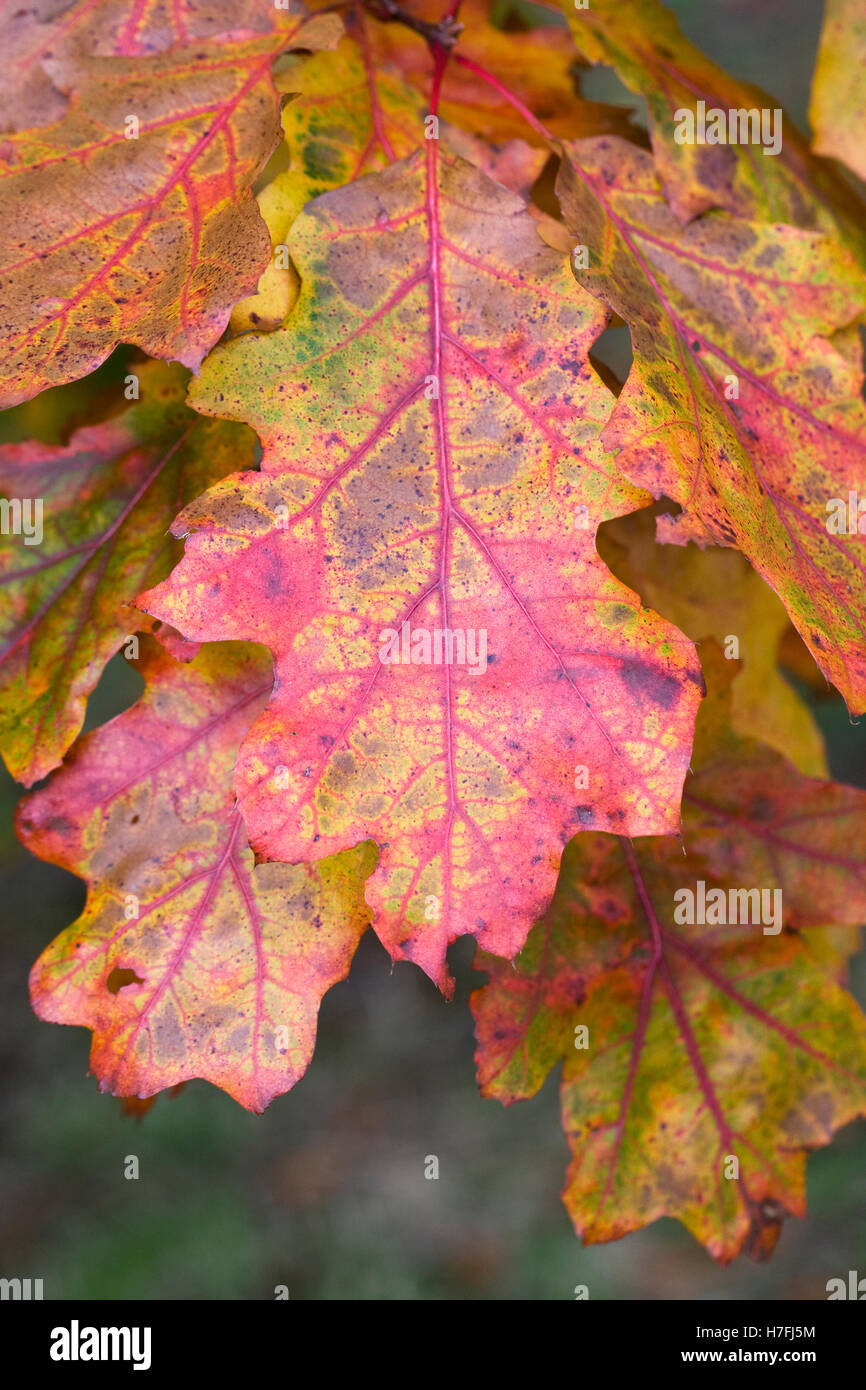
[106,966,144,994]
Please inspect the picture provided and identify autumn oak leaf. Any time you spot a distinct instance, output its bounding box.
[562,0,866,259]
[557,136,866,713]
[0,0,343,405]
[2,0,309,133]
[0,361,256,786]
[810,0,866,185]
[473,651,866,1262]
[139,147,702,992]
[19,636,376,1113]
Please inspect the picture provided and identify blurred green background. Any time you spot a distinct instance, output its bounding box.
[2,0,865,1300]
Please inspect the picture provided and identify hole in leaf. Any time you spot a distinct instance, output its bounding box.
[82,650,145,735]
[496,0,565,34]
[576,63,647,128]
[589,323,633,395]
[106,966,144,994]
[529,153,562,221]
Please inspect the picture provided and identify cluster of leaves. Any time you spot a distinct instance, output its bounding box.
[2,0,866,1265]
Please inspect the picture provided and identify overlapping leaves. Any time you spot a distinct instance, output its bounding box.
[473,654,866,1261]
[20,636,376,1112]
[141,145,702,991]
[562,0,866,258]
[2,0,866,1264]
[364,0,638,146]
[557,136,866,712]
[0,361,255,784]
[0,0,342,404]
[600,506,827,777]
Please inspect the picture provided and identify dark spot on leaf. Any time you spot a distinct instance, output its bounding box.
[107,966,144,994]
[620,658,680,710]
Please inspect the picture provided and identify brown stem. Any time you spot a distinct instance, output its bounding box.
[362,0,464,51]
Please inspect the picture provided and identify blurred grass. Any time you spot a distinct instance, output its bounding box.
[2,0,866,1300]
